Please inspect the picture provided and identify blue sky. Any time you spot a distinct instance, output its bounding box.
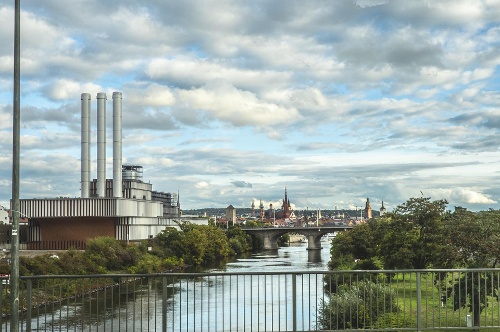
[0,0,500,211]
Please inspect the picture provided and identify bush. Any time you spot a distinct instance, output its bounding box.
[128,254,163,274]
[318,281,400,330]
[85,237,139,271]
[372,312,415,330]
[229,238,243,255]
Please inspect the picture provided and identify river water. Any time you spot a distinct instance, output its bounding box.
[6,241,333,331]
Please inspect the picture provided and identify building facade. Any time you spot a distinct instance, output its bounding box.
[16,92,180,250]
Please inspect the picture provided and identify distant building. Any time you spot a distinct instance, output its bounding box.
[280,188,292,219]
[16,92,180,250]
[0,209,8,225]
[380,201,386,216]
[226,205,236,226]
[364,198,373,220]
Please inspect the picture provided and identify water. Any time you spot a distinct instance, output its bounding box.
[164,242,331,331]
[7,241,332,331]
[223,242,330,273]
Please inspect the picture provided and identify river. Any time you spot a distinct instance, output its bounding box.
[6,240,333,331]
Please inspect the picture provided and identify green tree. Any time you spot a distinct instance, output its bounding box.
[198,224,230,263]
[443,208,500,330]
[182,227,208,265]
[376,217,418,269]
[329,222,378,270]
[227,226,252,253]
[387,197,449,269]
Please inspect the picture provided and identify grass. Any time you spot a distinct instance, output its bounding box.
[384,272,500,330]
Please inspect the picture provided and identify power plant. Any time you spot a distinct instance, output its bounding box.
[14,92,180,250]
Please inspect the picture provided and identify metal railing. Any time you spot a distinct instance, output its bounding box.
[1,269,500,331]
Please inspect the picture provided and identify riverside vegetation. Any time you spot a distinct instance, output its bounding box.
[0,223,256,276]
[0,223,262,318]
[320,197,500,331]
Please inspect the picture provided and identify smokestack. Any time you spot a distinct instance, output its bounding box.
[112,92,122,198]
[96,92,107,197]
[80,93,91,198]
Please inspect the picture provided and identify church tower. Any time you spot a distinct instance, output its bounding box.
[364,198,372,220]
[251,200,255,217]
[281,188,292,219]
[176,190,181,217]
[380,201,386,216]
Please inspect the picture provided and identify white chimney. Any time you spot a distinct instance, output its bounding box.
[112,92,122,198]
[96,92,107,197]
[80,93,91,198]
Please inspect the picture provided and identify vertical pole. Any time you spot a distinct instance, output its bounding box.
[292,273,297,332]
[26,280,31,332]
[416,272,422,331]
[11,0,21,331]
[162,276,167,332]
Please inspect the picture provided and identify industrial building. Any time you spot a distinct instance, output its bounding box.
[16,92,180,250]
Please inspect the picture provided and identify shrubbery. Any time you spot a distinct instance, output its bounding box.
[0,224,254,276]
[318,281,400,330]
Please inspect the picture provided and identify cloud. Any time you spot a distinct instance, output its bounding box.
[231,181,252,188]
[1,1,500,211]
[195,181,210,189]
[173,79,301,127]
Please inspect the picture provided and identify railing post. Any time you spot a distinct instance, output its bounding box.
[416,272,422,332]
[26,279,31,332]
[162,276,167,332]
[292,273,297,332]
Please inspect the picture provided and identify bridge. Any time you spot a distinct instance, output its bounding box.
[242,226,352,250]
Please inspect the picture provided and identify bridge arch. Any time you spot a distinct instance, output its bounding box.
[242,226,352,250]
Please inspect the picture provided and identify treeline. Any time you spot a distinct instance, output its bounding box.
[329,197,500,271]
[0,224,256,276]
[319,197,500,330]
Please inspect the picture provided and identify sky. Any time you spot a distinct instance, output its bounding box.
[0,0,499,212]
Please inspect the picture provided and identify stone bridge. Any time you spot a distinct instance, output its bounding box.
[242,226,352,250]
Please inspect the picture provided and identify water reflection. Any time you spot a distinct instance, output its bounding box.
[307,249,322,263]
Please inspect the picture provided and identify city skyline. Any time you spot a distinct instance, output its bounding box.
[1,1,500,211]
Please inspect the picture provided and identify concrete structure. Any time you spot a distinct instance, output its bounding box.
[96,92,107,198]
[226,205,236,226]
[112,92,123,198]
[243,226,352,250]
[16,92,180,250]
[80,93,91,198]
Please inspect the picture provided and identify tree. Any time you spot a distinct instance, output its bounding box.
[376,217,418,269]
[227,226,252,253]
[388,197,449,269]
[329,222,378,270]
[442,208,500,330]
[445,208,500,268]
[330,197,451,271]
